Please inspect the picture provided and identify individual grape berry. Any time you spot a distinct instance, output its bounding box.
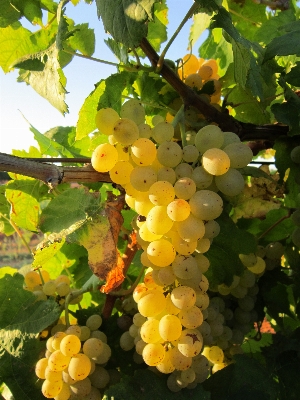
[112,118,139,145]
[95,107,119,135]
[91,143,118,172]
[202,148,230,176]
[120,99,145,125]
[290,145,300,164]
[195,125,224,153]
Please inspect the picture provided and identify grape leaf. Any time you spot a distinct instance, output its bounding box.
[32,239,66,268]
[67,22,95,56]
[264,23,300,62]
[72,193,125,290]
[103,368,211,400]
[189,12,211,48]
[285,62,300,87]
[0,186,15,235]
[133,73,165,114]
[5,179,43,232]
[0,0,21,28]
[39,187,100,233]
[146,0,168,52]
[258,208,294,242]
[105,37,129,64]
[205,212,257,286]
[96,0,156,48]
[202,354,278,400]
[18,44,68,115]
[0,274,61,400]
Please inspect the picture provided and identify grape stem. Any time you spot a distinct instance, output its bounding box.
[257,210,292,240]
[64,288,90,327]
[156,3,199,71]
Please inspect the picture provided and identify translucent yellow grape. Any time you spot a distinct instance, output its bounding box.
[68,353,91,381]
[195,125,224,154]
[48,350,71,372]
[167,199,190,221]
[130,166,157,192]
[148,180,175,206]
[42,379,63,398]
[159,314,182,342]
[185,73,203,90]
[146,239,176,267]
[120,99,145,125]
[130,138,157,166]
[137,291,166,317]
[112,118,139,145]
[202,148,230,176]
[157,141,183,168]
[142,343,165,366]
[146,206,173,235]
[189,190,223,220]
[35,357,48,379]
[171,286,196,310]
[95,108,119,135]
[60,334,81,357]
[140,319,162,343]
[109,161,133,185]
[152,122,174,143]
[91,143,118,172]
[247,256,266,274]
[178,305,203,329]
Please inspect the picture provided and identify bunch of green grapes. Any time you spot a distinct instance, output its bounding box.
[23,270,82,306]
[91,101,254,391]
[35,314,114,399]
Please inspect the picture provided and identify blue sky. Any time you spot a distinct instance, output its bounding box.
[0,0,206,154]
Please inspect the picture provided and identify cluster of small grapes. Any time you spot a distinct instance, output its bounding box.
[90,99,253,390]
[199,242,284,373]
[35,314,113,399]
[178,55,222,105]
[23,270,82,305]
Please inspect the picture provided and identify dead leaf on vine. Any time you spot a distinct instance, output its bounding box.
[75,193,126,291]
[100,253,125,293]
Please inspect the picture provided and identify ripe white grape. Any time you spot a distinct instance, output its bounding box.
[89,365,110,389]
[174,163,193,179]
[130,166,157,192]
[138,123,152,138]
[152,121,174,143]
[167,199,190,221]
[171,286,196,310]
[157,166,177,184]
[169,347,192,371]
[120,99,145,125]
[247,256,266,274]
[44,366,63,383]
[195,238,211,254]
[142,343,165,366]
[223,142,253,168]
[158,266,176,286]
[35,357,48,379]
[83,338,103,358]
[177,214,205,242]
[137,290,166,317]
[43,280,57,296]
[159,314,182,341]
[208,345,224,363]
[156,349,176,374]
[131,138,157,166]
[68,353,91,381]
[204,220,220,239]
[178,305,203,329]
[174,177,196,200]
[109,161,133,185]
[148,180,175,205]
[91,143,118,172]
[157,141,183,167]
[120,331,135,350]
[215,168,245,196]
[146,238,176,267]
[70,377,92,396]
[53,382,71,400]
[192,166,213,189]
[86,314,102,331]
[182,145,200,163]
[140,318,162,343]
[93,342,111,364]
[56,282,71,297]
[60,334,81,357]
[177,329,203,357]
[221,131,241,148]
[42,379,63,398]
[185,73,203,90]
[172,233,198,255]
[48,350,71,372]
[112,118,139,145]
[189,190,223,220]
[65,325,81,338]
[202,148,230,175]
[195,125,224,153]
[265,242,284,259]
[95,107,119,136]
[52,332,67,351]
[172,255,199,280]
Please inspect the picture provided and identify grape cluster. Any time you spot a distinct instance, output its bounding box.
[35,314,113,399]
[23,270,82,305]
[178,55,222,105]
[90,98,254,390]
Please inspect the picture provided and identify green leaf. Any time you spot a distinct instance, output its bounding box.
[133,73,165,114]
[103,368,211,400]
[18,44,68,115]
[33,239,65,268]
[96,0,155,48]
[202,354,278,400]
[0,274,61,400]
[285,62,300,87]
[0,186,15,235]
[146,0,168,52]
[264,23,300,62]
[242,332,273,354]
[39,187,100,233]
[190,12,211,48]
[5,179,43,232]
[0,0,21,28]
[0,267,18,278]
[226,85,269,125]
[105,38,129,64]
[258,208,294,242]
[205,212,257,287]
[67,23,95,56]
